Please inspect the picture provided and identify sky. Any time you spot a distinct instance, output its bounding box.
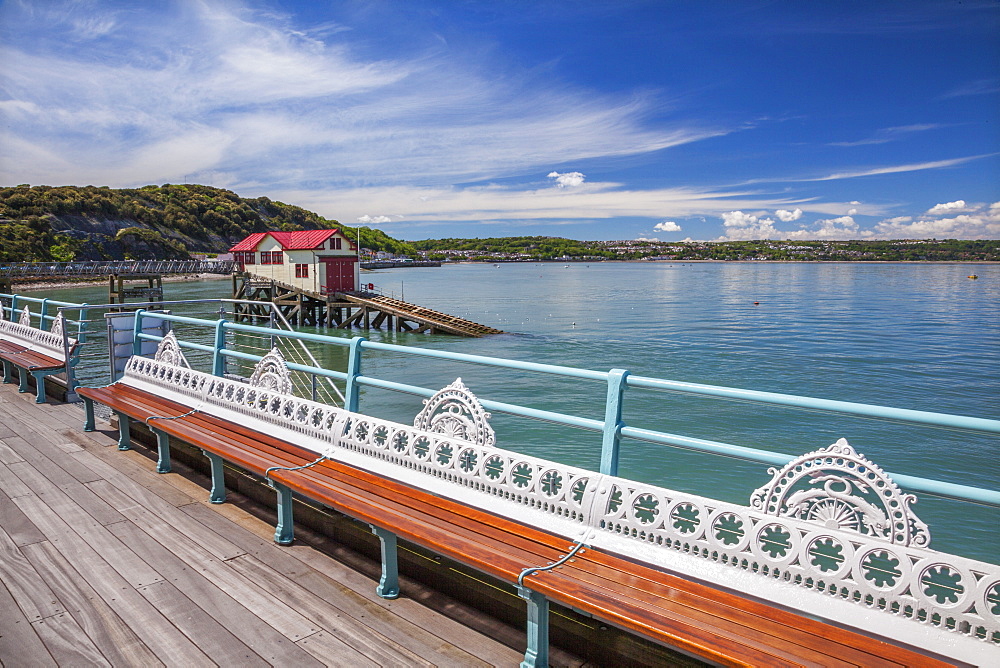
[1,0,999,242]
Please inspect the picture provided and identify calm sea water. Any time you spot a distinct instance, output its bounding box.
[28,262,999,561]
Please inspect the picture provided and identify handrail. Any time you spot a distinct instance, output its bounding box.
[6,292,995,510]
[119,308,1000,509]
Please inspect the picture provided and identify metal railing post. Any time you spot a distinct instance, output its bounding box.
[600,369,629,476]
[39,298,49,330]
[132,309,147,356]
[345,336,366,412]
[212,319,229,377]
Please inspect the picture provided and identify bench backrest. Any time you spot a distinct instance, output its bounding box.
[115,333,1000,657]
[0,307,77,361]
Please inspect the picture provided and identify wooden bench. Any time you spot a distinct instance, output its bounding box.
[0,305,77,403]
[77,334,994,667]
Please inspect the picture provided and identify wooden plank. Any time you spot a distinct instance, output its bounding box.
[0,438,22,464]
[0,526,65,622]
[21,540,163,668]
[0,579,55,668]
[90,487,321,642]
[67,442,197,508]
[227,554,436,668]
[181,503,518,667]
[0,488,46,547]
[0,460,33,499]
[7,462,161,588]
[136,580,271,668]
[30,612,110,667]
[10,494,214,667]
[295,631,380,668]
[86,477,246,562]
[107,520,323,667]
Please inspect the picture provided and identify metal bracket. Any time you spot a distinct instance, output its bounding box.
[272,481,294,545]
[370,525,400,599]
[202,450,226,504]
[150,427,171,474]
[517,586,549,668]
[114,411,130,450]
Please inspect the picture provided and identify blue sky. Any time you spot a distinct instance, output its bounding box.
[1,0,998,242]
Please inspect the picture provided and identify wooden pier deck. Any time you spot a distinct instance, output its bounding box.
[0,383,525,667]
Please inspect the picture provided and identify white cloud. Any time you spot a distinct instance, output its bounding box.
[926,199,970,215]
[775,208,802,222]
[787,215,862,240]
[829,124,943,147]
[0,1,726,190]
[635,237,659,242]
[871,201,1000,239]
[547,171,586,188]
[653,221,681,232]
[357,215,393,224]
[718,211,781,240]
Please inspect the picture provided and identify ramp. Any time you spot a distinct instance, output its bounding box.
[339,293,503,337]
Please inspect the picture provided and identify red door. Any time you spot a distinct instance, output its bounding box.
[321,257,356,293]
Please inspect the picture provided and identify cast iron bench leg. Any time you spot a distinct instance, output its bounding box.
[202,451,226,504]
[32,371,48,403]
[272,482,294,545]
[17,366,29,394]
[518,586,549,668]
[83,397,95,432]
[370,525,400,599]
[151,428,171,474]
[114,411,131,450]
[2,360,12,384]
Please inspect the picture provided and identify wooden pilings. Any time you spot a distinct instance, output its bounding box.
[231,273,502,337]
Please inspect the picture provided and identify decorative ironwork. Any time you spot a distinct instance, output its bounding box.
[413,377,495,448]
[114,350,1000,655]
[153,331,190,368]
[249,347,293,395]
[18,306,31,327]
[750,438,930,547]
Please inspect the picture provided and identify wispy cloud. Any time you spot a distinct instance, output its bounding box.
[800,155,994,182]
[0,0,723,190]
[829,124,944,147]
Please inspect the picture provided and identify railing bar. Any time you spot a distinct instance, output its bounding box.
[627,375,1000,434]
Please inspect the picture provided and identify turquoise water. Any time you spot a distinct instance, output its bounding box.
[26,262,999,561]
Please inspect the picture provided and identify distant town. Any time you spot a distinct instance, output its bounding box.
[407,237,999,263]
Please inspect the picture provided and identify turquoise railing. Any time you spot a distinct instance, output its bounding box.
[119,308,1000,509]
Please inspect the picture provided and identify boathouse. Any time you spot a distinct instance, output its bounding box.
[229,229,359,294]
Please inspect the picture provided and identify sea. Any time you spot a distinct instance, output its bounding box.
[27,261,999,562]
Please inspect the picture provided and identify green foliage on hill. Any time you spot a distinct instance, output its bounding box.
[356,226,418,257]
[412,237,1000,262]
[0,183,413,262]
[412,236,612,260]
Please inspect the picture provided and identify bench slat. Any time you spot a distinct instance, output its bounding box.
[78,381,959,668]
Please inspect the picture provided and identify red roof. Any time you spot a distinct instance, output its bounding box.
[228,229,355,253]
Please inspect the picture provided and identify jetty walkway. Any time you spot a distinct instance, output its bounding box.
[0,383,526,667]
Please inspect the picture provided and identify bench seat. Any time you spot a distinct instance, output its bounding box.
[0,309,76,403]
[77,379,953,668]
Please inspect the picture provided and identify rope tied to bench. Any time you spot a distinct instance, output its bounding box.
[145,408,199,425]
[264,454,330,482]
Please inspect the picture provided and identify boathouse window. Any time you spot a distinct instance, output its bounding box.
[261,251,283,265]
[242,251,255,265]
[295,263,309,278]
[331,238,342,250]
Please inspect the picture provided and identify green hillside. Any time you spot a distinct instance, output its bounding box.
[0,184,416,261]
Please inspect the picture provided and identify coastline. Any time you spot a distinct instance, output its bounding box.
[9,272,231,293]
